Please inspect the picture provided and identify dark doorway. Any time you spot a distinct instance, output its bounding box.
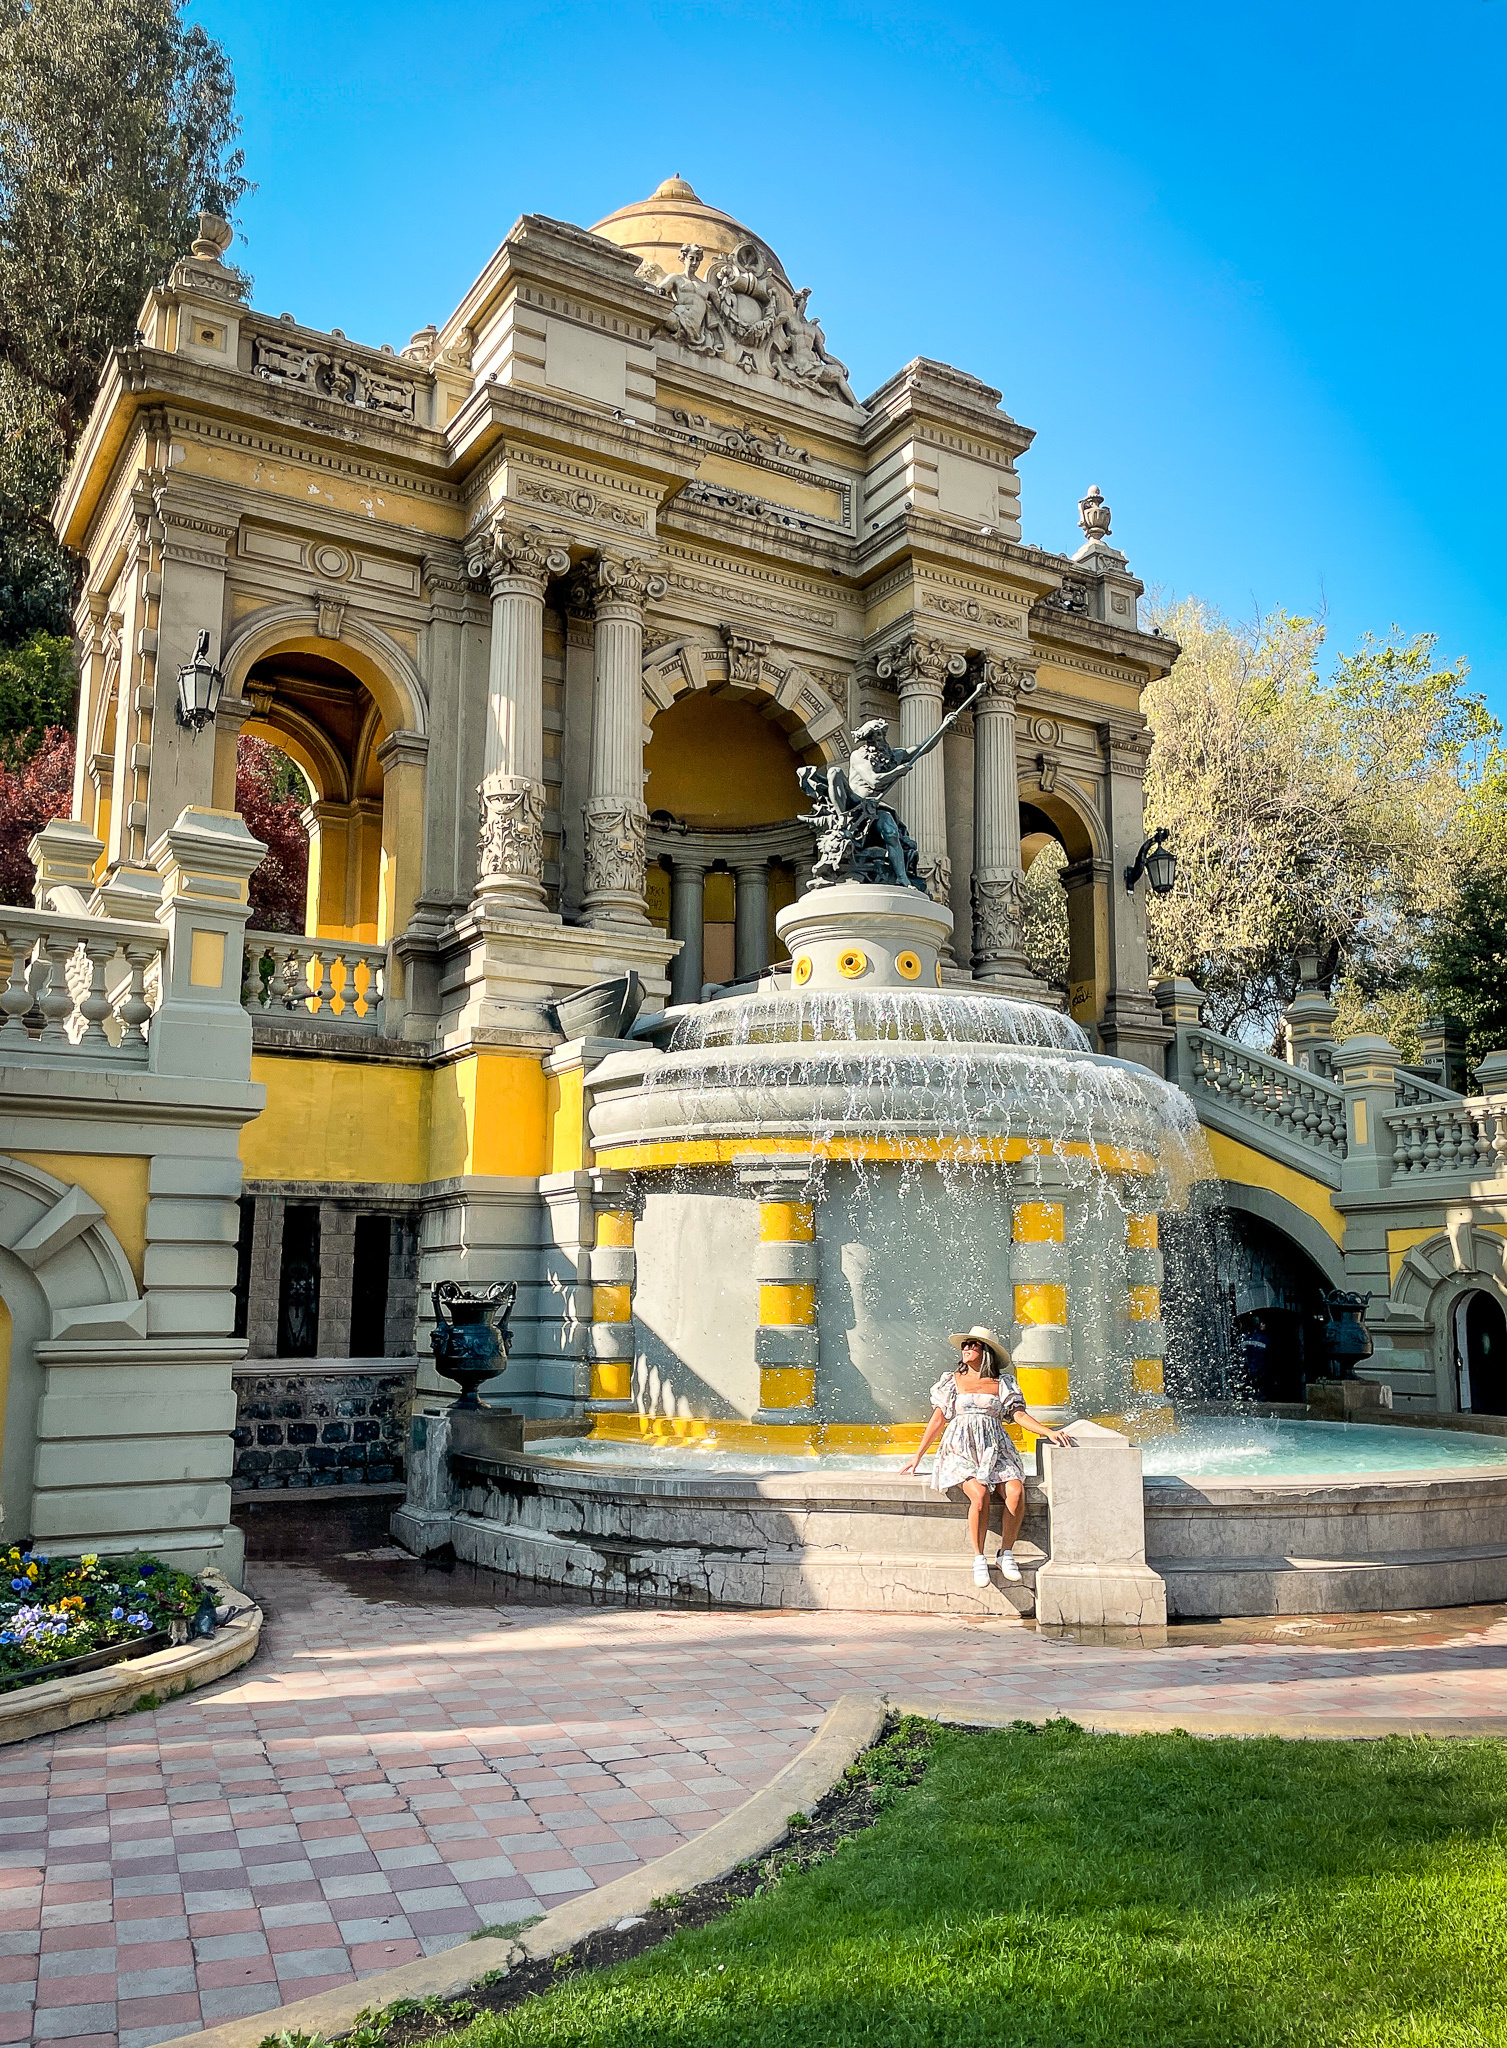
[1457,1291,1507,1415]
[232,1195,255,1341]
[349,1214,392,1358]
[276,1204,321,1357]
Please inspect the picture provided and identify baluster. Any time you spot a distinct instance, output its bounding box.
[1469,1111,1490,1174]
[271,947,298,1011]
[34,934,77,1047]
[1492,1105,1507,1176]
[0,924,35,1042]
[241,942,261,1013]
[118,942,155,1050]
[346,956,367,1019]
[1398,1114,1419,1173]
[310,949,336,1017]
[77,936,117,1049]
[1421,1116,1441,1172]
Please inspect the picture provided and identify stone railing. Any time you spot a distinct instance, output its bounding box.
[0,909,164,1061]
[1393,1068,1459,1108]
[1182,1028,1349,1162]
[242,933,387,1033]
[1386,1099,1507,1179]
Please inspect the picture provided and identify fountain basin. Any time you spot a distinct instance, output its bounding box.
[396,1419,1507,1619]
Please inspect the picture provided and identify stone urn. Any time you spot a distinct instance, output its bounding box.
[1321,1289,1374,1379]
[430,1280,517,1409]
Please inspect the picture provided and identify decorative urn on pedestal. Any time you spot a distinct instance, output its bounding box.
[429,1280,518,1408]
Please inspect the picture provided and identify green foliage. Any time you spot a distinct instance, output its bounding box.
[0,1544,213,1684]
[1328,978,1431,1065]
[1143,600,1495,1042]
[0,630,74,765]
[1425,856,1507,1070]
[0,0,249,642]
[1019,836,1068,989]
[430,1722,1507,2048]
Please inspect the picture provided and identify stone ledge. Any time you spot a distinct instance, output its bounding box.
[0,1574,261,1747]
[151,1688,887,2048]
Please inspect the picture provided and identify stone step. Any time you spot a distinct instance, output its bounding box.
[1152,1540,1507,1618]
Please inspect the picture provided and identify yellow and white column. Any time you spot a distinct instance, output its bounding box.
[1011,1196,1074,1431]
[752,1183,818,1427]
[1124,1210,1172,1427]
[587,1203,636,1413]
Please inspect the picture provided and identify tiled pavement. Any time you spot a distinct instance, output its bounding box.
[2,1560,1505,2048]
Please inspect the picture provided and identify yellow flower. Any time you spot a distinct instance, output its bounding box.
[80,1554,99,1570]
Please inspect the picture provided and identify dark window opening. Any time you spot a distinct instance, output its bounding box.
[277,1204,321,1358]
[349,1214,392,1358]
[1459,1290,1507,1416]
[233,1195,255,1340]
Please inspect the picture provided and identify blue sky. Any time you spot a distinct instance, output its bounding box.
[194,0,1507,711]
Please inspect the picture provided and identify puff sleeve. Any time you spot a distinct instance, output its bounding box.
[999,1377,1026,1419]
[929,1373,958,1418]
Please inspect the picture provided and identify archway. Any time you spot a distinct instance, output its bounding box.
[1019,791,1105,1027]
[643,691,816,999]
[1456,1290,1507,1415]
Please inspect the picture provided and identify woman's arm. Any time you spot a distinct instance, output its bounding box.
[1016,1409,1074,1446]
[901,1407,947,1474]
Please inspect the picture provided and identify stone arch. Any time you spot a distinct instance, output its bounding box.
[1021,783,1106,865]
[641,638,846,763]
[0,1155,144,1539]
[241,707,350,805]
[1216,1182,1347,1294]
[1391,1226,1507,1410]
[222,604,429,740]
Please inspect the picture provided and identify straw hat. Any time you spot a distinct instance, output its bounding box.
[949,1325,1011,1372]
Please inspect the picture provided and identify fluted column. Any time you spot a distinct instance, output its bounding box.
[583,554,665,926]
[471,522,570,917]
[877,634,965,923]
[734,859,771,981]
[669,857,707,1005]
[971,654,1034,986]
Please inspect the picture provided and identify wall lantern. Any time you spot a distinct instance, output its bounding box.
[1125,827,1177,897]
[175,630,224,734]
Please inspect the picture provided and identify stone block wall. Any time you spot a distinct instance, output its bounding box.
[232,1365,417,1490]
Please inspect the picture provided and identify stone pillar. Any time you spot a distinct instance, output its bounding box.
[1420,1016,1468,1094]
[587,1196,637,1414]
[745,1170,818,1426]
[1097,721,1173,1072]
[971,655,1042,993]
[734,860,771,981]
[1282,951,1339,1072]
[1011,1196,1074,1429]
[878,635,966,917]
[376,729,429,950]
[1124,1211,1171,1425]
[1060,857,1111,1039]
[1151,977,1205,1088]
[583,555,664,926]
[669,856,707,1005]
[1333,1035,1401,1195]
[1034,1422,1166,1629]
[471,522,571,917]
[148,806,265,1083]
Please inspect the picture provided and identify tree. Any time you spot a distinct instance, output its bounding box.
[1423,855,1507,1069]
[0,0,248,642]
[1141,599,1495,1042]
[0,629,74,764]
[0,723,70,903]
[236,736,308,933]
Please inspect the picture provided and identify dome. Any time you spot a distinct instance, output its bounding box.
[591,174,788,283]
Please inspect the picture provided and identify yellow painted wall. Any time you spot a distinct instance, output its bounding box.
[644,694,805,826]
[242,1049,550,1185]
[546,1067,589,1174]
[1387,1220,1507,1283]
[1201,1128,1345,1248]
[9,1153,148,1286]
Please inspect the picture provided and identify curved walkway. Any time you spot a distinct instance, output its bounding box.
[0,1558,1504,2048]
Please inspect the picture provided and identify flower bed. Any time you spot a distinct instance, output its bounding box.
[0,1547,219,1693]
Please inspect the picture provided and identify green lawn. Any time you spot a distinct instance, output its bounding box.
[448,1720,1507,2048]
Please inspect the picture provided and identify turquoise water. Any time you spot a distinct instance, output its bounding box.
[526,1417,1507,1481]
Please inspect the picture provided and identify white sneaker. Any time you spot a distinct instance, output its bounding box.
[972,1553,991,1587]
[997,1549,1023,1583]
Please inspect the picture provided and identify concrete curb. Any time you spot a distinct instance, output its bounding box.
[154,1689,887,2048]
[886,1693,1507,1742]
[0,1576,261,1747]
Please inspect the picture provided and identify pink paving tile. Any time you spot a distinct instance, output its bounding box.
[117,1992,203,2026]
[194,1956,278,1989]
[0,1954,35,1983]
[347,1940,423,1970]
[34,1971,117,2006]
[0,2016,29,2044]
[188,1909,264,1935]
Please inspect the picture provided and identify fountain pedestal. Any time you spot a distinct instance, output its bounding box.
[1033,1422,1167,1629]
[775,881,953,993]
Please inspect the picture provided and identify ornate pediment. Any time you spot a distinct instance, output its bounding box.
[640,240,857,408]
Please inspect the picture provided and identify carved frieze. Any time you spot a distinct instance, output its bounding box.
[677,481,822,533]
[641,242,857,406]
[478,775,546,882]
[920,853,953,908]
[515,474,646,530]
[250,332,419,421]
[924,590,1021,631]
[670,413,813,465]
[1048,577,1090,616]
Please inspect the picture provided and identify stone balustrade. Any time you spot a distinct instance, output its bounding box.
[1386,1099,1507,1179]
[0,909,163,1061]
[242,932,387,1032]
[1183,1028,1348,1162]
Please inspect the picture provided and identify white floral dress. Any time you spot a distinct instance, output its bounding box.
[926,1372,1026,1492]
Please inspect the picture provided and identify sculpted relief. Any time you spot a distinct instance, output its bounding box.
[639,241,858,407]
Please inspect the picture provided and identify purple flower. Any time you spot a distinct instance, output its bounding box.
[111,1607,124,1621]
[9,1580,25,1593]
[127,1612,151,1630]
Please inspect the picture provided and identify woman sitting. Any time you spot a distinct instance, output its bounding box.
[901,1324,1074,1586]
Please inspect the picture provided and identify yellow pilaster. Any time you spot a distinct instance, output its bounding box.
[589,1205,636,1405]
[1012,1197,1069,1417]
[756,1196,817,1415]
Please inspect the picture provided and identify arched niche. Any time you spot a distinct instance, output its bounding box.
[1391,1227,1507,1412]
[641,638,847,765]
[0,1155,144,1541]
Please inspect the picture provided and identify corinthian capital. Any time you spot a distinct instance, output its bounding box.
[970,652,1038,706]
[591,553,668,614]
[467,521,572,595]
[876,633,967,695]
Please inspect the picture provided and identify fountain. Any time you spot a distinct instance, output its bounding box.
[397,713,1507,1620]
